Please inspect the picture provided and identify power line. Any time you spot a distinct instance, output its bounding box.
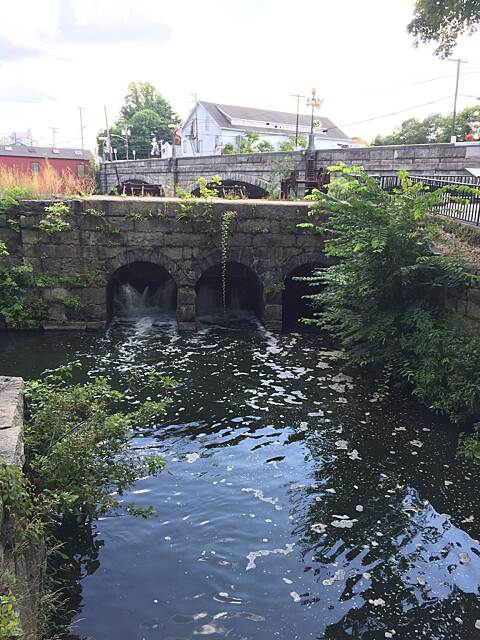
[335,96,455,130]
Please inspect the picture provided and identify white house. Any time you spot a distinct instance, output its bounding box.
[180,101,359,156]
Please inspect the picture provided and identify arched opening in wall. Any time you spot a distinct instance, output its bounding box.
[107,262,177,321]
[282,264,324,330]
[195,262,263,324]
[112,180,165,197]
[191,179,268,199]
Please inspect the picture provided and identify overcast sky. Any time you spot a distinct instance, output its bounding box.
[1,0,479,150]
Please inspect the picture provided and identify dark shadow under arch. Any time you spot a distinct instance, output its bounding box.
[282,263,323,330]
[191,179,268,199]
[107,261,177,321]
[112,179,164,197]
[195,262,264,320]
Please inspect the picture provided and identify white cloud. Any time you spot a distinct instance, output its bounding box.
[0,0,479,148]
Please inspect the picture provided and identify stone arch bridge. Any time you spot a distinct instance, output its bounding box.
[3,197,331,331]
[99,143,480,196]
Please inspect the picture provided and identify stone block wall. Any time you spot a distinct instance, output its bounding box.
[0,377,44,639]
[447,272,480,330]
[1,197,326,331]
[100,142,480,194]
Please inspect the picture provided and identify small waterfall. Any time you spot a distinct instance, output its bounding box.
[113,281,176,323]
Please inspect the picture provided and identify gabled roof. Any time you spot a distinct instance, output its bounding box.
[0,145,91,160]
[198,101,349,140]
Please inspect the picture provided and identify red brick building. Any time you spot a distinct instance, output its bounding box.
[0,144,91,177]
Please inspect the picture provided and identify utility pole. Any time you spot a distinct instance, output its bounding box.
[447,58,468,141]
[190,92,199,153]
[49,127,59,147]
[77,107,85,149]
[290,93,305,148]
[104,105,112,161]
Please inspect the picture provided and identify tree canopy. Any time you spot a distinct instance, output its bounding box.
[408,0,480,57]
[97,82,180,160]
[372,106,480,145]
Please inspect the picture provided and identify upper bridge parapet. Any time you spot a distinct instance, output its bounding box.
[99,143,480,196]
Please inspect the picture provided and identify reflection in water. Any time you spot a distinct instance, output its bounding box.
[0,322,479,640]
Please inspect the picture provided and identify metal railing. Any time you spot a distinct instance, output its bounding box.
[376,174,480,226]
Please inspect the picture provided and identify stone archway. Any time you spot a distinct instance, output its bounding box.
[106,249,182,322]
[190,173,270,199]
[195,260,264,321]
[107,261,177,321]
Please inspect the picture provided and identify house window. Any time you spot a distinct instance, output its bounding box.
[31,162,39,174]
[205,118,209,132]
[77,164,85,177]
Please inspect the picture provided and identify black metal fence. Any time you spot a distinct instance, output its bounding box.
[376,174,480,226]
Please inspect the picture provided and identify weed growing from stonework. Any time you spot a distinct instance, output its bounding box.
[0,185,32,214]
[301,163,480,459]
[0,240,8,257]
[175,175,224,219]
[38,202,70,234]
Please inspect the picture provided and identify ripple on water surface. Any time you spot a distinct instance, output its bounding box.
[1,318,479,640]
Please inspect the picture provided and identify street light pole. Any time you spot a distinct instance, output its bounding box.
[306,88,322,151]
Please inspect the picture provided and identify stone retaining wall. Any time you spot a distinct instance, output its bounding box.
[0,377,44,639]
[1,197,324,331]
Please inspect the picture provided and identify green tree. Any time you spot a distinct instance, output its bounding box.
[222,143,235,154]
[239,131,260,153]
[278,135,308,151]
[257,140,275,152]
[372,106,480,145]
[408,0,480,57]
[97,82,180,160]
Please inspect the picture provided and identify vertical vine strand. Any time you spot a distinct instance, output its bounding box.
[220,210,236,315]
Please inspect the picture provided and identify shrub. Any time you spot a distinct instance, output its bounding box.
[302,163,480,455]
[0,264,45,328]
[24,362,170,521]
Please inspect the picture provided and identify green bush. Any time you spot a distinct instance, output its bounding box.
[24,362,170,521]
[302,163,480,457]
[0,186,32,215]
[0,265,45,328]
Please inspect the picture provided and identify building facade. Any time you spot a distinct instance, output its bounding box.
[0,144,91,178]
[180,101,360,157]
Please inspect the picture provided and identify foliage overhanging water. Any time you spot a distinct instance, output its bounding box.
[1,317,479,640]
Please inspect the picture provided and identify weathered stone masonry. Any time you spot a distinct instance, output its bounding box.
[0,377,44,639]
[100,142,480,195]
[1,197,328,331]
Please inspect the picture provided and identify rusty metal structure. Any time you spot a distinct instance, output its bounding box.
[280,158,330,199]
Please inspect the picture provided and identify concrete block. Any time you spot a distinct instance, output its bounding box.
[0,376,24,467]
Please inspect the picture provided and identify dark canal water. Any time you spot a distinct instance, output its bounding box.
[1,318,479,639]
